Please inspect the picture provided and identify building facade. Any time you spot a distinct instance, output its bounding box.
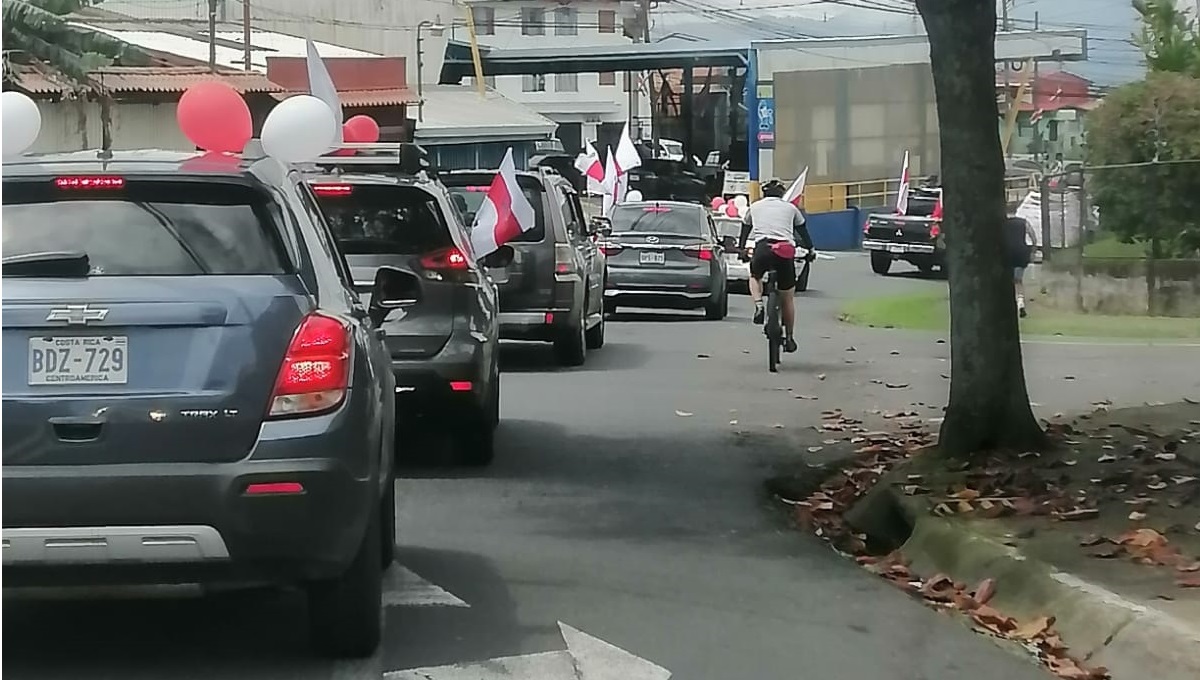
[461,0,651,153]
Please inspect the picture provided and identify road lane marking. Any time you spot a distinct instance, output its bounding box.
[383,566,469,608]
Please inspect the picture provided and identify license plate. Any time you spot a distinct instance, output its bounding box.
[888,245,906,253]
[29,336,129,385]
[639,251,666,265]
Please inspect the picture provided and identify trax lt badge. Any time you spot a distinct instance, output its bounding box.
[46,304,109,325]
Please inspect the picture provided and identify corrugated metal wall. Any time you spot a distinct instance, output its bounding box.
[772,64,940,184]
[29,100,193,154]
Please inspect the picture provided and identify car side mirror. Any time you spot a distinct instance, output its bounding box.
[369,266,421,324]
[590,216,612,237]
[481,244,515,268]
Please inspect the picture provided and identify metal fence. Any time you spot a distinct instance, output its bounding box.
[1028,165,1200,318]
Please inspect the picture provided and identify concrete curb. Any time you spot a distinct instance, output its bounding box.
[849,484,1200,680]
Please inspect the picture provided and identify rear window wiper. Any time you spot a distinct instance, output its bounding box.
[2,251,91,278]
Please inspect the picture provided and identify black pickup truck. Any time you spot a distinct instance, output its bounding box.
[862,187,944,276]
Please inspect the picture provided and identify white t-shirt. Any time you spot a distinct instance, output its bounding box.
[742,197,803,245]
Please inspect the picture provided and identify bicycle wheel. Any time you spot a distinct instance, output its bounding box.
[765,284,782,373]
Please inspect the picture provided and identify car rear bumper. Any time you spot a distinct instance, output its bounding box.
[2,453,374,587]
[862,239,937,255]
[605,268,715,308]
[498,309,575,342]
[391,328,491,415]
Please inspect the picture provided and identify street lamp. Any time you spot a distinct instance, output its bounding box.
[416,20,445,122]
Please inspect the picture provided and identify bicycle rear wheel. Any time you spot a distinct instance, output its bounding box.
[765,284,782,372]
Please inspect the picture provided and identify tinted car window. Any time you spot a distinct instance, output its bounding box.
[313,184,452,255]
[610,205,703,236]
[2,179,289,276]
[443,174,547,243]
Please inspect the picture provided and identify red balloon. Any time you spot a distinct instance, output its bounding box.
[724,203,738,217]
[344,115,380,143]
[176,81,252,153]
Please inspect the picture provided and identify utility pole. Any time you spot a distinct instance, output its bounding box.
[1033,11,1041,166]
[643,0,657,149]
[242,0,251,71]
[207,0,218,72]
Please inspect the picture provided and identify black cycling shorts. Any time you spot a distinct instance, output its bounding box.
[749,239,797,290]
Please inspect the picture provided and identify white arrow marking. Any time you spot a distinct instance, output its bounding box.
[383,567,469,608]
[559,623,671,680]
[382,621,670,680]
[385,651,577,680]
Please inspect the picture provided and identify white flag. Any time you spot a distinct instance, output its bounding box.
[306,38,343,146]
[602,146,620,217]
[614,122,642,174]
[895,150,911,215]
[783,166,808,207]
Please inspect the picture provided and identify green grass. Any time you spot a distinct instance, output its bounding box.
[839,290,1200,340]
[1083,235,1149,259]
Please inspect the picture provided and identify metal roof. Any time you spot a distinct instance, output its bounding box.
[272,88,416,107]
[415,85,557,143]
[5,64,281,96]
[441,41,748,80]
[71,22,378,73]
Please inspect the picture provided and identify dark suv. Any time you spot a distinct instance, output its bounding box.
[300,146,508,465]
[2,148,399,657]
[443,166,606,367]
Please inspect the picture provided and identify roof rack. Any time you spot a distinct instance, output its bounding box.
[241,140,436,180]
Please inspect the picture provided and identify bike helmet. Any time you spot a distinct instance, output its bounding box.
[761,179,787,198]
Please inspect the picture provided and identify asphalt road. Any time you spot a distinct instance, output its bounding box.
[5,254,1197,679]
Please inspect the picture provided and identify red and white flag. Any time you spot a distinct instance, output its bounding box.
[783,166,808,208]
[895,150,911,215]
[575,141,605,194]
[614,122,642,174]
[306,39,343,147]
[470,147,536,258]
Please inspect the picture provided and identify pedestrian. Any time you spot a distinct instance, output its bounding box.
[1004,215,1039,318]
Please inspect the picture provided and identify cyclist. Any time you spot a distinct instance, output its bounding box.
[737,179,815,353]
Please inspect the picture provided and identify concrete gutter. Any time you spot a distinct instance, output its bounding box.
[849,485,1200,680]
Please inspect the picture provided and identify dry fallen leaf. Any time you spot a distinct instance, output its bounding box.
[1129,511,1148,522]
[973,578,997,605]
[1013,615,1055,640]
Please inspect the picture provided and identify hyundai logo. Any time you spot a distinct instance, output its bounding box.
[646,236,660,244]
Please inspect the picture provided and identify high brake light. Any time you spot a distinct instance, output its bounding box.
[311,183,354,197]
[55,176,125,190]
[420,246,470,271]
[268,312,351,418]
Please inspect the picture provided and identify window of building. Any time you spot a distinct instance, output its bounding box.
[598,9,616,33]
[521,7,546,35]
[555,73,578,92]
[522,74,546,92]
[554,6,578,35]
[474,6,495,35]
[599,71,616,86]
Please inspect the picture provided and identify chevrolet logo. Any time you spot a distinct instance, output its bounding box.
[45,304,109,325]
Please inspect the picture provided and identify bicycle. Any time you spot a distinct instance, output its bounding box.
[762,268,784,373]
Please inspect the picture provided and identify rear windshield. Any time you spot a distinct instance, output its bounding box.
[311,184,452,255]
[610,205,702,236]
[2,178,289,276]
[443,174,547,243]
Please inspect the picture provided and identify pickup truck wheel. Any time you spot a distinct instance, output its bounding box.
[307,508,383,658]
[585,309,605,349]
[870,252,893,276]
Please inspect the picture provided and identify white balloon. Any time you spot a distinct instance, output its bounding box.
[732,195,749,209]
[3,91,42,158]
[261,95,337,164]
[625,189,643,202]
[736,203,748,218]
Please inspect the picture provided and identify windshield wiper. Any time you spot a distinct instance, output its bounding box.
[2,251,91,278]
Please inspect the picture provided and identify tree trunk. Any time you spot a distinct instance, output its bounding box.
[915,0,1046,458]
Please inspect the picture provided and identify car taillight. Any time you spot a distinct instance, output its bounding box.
[864,217,872,234]
[600,244,624,256]
[268,312,351,418]
[930,223,941,238]
[555,243,574,274]
[685,245,715,260]
[54,176,125,190]
[311,183,354,197]
[420,246,469,271]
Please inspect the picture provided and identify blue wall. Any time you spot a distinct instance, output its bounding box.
[808,208,864,251]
